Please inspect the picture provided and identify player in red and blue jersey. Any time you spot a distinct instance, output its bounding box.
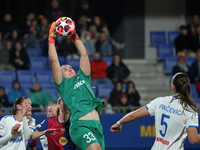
[32,98,76,150]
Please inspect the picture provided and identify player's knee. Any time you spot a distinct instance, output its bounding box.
[86,143,102,150]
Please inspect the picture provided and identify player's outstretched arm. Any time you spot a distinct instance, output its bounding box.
[187,127,200,144]
[110,107,150,133]
[71,33,90,76]
[48,22,62,84]
[31,129,56,140]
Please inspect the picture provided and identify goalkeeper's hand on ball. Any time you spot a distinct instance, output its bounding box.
[48,22,57,44]
[70,21,80,42]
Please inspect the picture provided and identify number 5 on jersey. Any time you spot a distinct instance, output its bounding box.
[83,132,96,143]
[160,114,170,137]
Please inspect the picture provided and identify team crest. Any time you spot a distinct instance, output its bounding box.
[59,137,68,145]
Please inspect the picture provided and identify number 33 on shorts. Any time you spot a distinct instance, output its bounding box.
[83,132,96,143]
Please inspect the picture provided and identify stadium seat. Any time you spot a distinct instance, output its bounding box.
[35,71,53,86]
[16,70,35,86]
[30,57,47,71]
[167,31,180,45]
[190,84,197,98]
[22,84,33,95]
[193,97,200,105]
[67,58,80,70]
[102,56,113,66]
[156,44,174,61]
[26,47,43,57]
[164,57,177,74]
[58,57,67,66]
[41,85,59,98]
[97,84,114,99]
[185,57,197,66]
[0,71,16,86]
[91,84,97,97]
[150,31,166,47]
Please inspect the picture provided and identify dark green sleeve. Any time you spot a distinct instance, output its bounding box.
[53,76,65,94]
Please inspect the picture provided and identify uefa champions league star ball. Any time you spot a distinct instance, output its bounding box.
[55,17,75,37]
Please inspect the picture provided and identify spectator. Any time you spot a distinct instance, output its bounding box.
[46,0,68,22]
[174,25,196,57]
[0,31,4,50]
[58,37,78,58]
[96,32,112,56]
[9,29,22,47]
[90,52,112,85]
[0,40,15,70]
[23,19,39,48]
[21,12,37,37]
[0,87,10,114]
[38,17,50,43]
[8,80,27,105]
[172,55,193,81]
[100,96,115,114]
[194,25,200,51]
[125,81,141,107]
[90,15,125,50]
[10,41,30,70]
[1,13,17,40]
[80,31,96,56]
[187,14,200,35]
[77,0,95,23]
[28,83,57,107]
[191,49,200,83]
[108,82,123,106]
[76,15,90,37]
[116,93,131,113]
[107,54,130,83]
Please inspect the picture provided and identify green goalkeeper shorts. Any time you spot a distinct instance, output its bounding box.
[69,120,105,150]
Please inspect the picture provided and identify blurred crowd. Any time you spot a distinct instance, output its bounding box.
[0,0,140,115]
[172,14,200,98]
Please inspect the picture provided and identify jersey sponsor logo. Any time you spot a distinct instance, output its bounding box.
[156,137,169,145]
[59,137,68,145]
[159,104,182,115]
[74,80,85,89]
[83,132,96,143]
[43,143,48,147]
[10,137,23,143]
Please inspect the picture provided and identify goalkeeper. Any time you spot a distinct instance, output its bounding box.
[48,21,105,150]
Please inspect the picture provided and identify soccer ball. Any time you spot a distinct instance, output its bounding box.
[55,17,75,37]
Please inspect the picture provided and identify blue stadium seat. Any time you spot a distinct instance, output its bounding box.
[150,31,166,47]
[0,71,16,86]
[30,57,47,71]
[164,57,197,75]
[91,84,97,97]
[17,70,35,86]
[67,58,80,70]
[102,56,113,66]
[97,84,114,99]
[22,84,33,95]
[58,57,67,66]
[185,57,197,66]
[157,44,174,61]
[164,57,177,74]
[167,31,180,45]
[190,84,197,98]
[26,47,43,57]
[35,71,53,86]
[41,85,59,98]
[193,97,200,105]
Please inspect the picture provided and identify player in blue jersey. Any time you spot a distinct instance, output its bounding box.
[111,72,200,149]
[32,98,76,150]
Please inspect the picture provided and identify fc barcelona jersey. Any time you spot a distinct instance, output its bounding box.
[36,115,76,150]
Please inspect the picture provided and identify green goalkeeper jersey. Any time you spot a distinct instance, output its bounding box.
[54,68,104,123]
